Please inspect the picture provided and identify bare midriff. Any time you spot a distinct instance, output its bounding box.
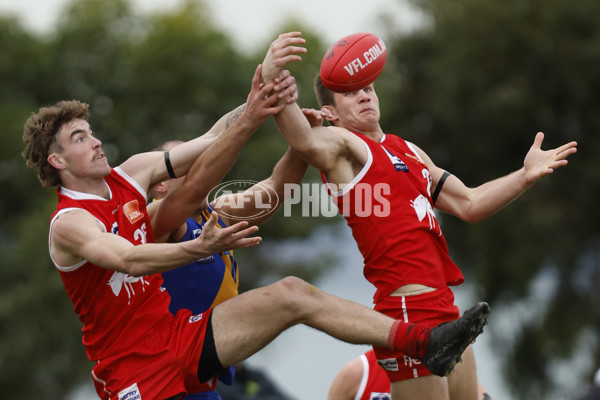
[390,284,437,296]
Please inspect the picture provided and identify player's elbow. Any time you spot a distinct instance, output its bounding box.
[288,137,318,159]
[297,143,336,171]
[449,199,482,224]
[458,204,489,223]
[462,212,485,224]
[119,261,148,277]
[179,178,209,201]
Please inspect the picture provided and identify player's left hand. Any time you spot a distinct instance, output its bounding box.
[197,212,262,254]
[523,132,578,184]
[261,32,307,83]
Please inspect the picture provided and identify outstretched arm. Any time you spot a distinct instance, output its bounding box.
[50,209,261,277]
[150,65,297,242]
[419,132,577,222]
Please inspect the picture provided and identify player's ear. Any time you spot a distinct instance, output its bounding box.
[47,153,66,170]
[322,105,338,124]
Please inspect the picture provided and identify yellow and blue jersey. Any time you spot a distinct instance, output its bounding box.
[162,208,239,314]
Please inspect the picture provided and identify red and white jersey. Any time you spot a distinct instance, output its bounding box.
[49,167,171,361]
[356,350,390,400]
[322,133,464,303]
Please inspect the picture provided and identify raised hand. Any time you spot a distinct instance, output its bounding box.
[523,132,578,184]
[241,64,285,126]
[261,32,307,83]
[243,65,299,127]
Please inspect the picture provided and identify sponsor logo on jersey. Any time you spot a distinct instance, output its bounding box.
[382,147,408,172]
[377,357,399,371]
[118,382,141,400]
[123,200,144,224]
[404,152,425,166]
[370,393,392,400]
[189,313,204,323]
[192,227,216,264]
[111,221,119,235]
[402,355,422,368]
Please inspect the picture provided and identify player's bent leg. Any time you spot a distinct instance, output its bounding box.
[211,276,394,368]
[391,375,449,400]
[447,345,478,400]
[210,277,489,382]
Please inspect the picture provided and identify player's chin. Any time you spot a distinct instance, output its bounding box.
[358,110,380,122]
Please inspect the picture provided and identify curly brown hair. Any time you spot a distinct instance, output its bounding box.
[22,100,90,187]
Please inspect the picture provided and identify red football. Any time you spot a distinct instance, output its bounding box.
[320,33,387,93]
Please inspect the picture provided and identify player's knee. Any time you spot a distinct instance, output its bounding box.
[272,276,313,315]
[276,276,311,298]
[276,275,310,291]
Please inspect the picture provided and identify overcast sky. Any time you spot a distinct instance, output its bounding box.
[0,0,424,52]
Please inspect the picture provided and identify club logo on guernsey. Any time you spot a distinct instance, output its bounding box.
[411,194,437,231]
[107,271,150,304]
[343,38,387,77]
[123,200,144,224]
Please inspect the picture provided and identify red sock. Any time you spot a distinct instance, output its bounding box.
[388,320,432,359]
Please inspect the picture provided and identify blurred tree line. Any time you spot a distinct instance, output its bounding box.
[0,0,597,399]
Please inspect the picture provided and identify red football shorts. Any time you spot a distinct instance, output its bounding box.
[372,287,460,382]
[91,308,217,400]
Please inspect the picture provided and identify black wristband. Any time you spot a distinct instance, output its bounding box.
[432,170,451,205]
[164,151,176,179]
